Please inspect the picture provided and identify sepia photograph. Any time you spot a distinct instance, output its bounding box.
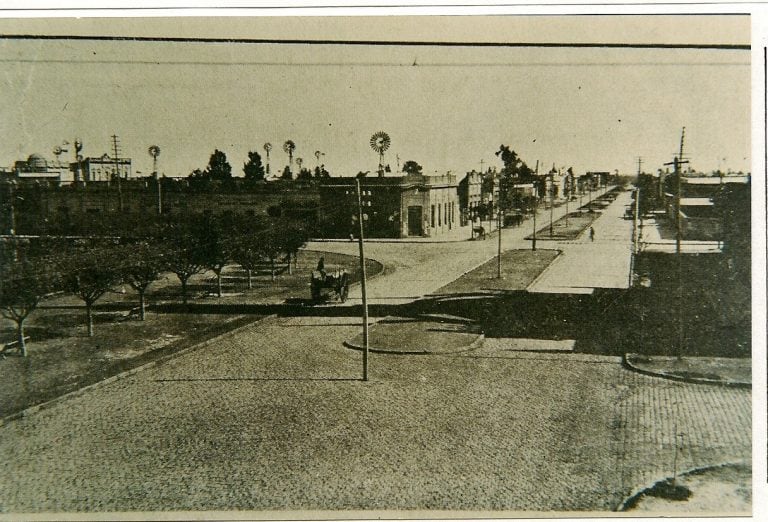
[0,7,760,519]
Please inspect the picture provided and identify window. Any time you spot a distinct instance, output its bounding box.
[431,205,435,228]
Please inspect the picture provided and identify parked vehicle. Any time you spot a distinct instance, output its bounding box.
[310,265,350,303]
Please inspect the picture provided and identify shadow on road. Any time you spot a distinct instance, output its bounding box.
[151,262,749,359]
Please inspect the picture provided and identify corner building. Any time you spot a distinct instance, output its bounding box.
[319,171,459,239]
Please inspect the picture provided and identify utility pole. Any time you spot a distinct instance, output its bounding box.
[497,178,503,278]
[564,168,569,227]
[532,160,538,251]
[480,159,484,174]
[355,178,370,381]
[111,134,124,212]
[664,127,689,360]
[549,165,555,237]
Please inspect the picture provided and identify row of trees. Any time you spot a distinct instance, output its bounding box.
[190,149,330,184]
[0,215,309,356]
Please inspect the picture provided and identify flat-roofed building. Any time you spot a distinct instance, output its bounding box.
[319,170,459,239]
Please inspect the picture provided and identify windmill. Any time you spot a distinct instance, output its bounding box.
[369,131,391,177]
[314,150,324,171]
[283,140,296,178]
[148,145,161,175]
[148,145,163,214]
[52,145,64,162]
[263,142,272,175]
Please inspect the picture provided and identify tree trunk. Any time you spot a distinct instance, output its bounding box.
[17,319,27,357]
[287,252,293,275]
[270,258,276,282]
[181,277,188,304]
[86,302,94,337]
[216,270,223,297]
[247,269,253,289]
[139,289,146,321]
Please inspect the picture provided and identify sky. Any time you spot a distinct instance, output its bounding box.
[0,15,752,178]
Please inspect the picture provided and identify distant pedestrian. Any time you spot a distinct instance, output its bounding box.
[589,227,595,242]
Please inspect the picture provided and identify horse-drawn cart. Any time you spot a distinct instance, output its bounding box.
[310,266,350,303]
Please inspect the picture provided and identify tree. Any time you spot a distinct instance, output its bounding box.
[281,166,292,180]
[280,223,309,275]
[161,220,208,304]
[0,257,59,356]
[402,160,423,176]
[258,228,285,282]
[61,245,123,337]
[495,145,535,211]
[243,151,266,181]
[314,164,330,178]
[122,241,165,320]
[199,216,234,298]
[205,149,232,181]
[232,233,262,289]
[296,168,313,181]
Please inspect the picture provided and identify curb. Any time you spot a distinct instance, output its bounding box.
[343,332,485,355]
[621,354,751,389]
[0,314,277,427]
[616,460,751,512]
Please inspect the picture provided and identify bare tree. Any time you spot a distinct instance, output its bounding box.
[61,245,123,337]
[0,257,59,355]
[122,241,165,320]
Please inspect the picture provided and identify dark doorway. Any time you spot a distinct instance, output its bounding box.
[407,206,423,236]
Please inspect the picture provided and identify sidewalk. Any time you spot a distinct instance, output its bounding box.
[639,218,722,254]
[527,189,634,294]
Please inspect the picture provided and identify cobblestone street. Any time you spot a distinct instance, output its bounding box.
[0,188,751,514]
[0,314,751,512]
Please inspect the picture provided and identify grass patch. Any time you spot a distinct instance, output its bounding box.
[527,211,600,241]
[433,249,560,295]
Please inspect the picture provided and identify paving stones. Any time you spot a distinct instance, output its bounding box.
[0,313,749,513]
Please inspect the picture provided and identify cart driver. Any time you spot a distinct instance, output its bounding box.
[317,257,326,279]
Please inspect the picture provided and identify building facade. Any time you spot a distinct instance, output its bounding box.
[11,153,75,185]
[73,155,132,183]
[663,175,750,240]
[319,171,460,239]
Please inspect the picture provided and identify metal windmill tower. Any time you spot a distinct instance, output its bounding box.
[148,145,162,214]
[283,140,296,178]
[263,142,272,176]
[148,145,161,175]
[369,131,391,177]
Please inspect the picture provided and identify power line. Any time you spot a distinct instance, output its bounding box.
[0,34,751,50]
[0,59,749,68]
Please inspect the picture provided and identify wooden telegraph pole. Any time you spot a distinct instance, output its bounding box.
[532,160,538,251]
[664,127,689,360]
[355,178,370,381]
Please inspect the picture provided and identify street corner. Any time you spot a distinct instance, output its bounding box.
[343,315,483,355]
[619,462,751,515]
[622,353,751,388]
